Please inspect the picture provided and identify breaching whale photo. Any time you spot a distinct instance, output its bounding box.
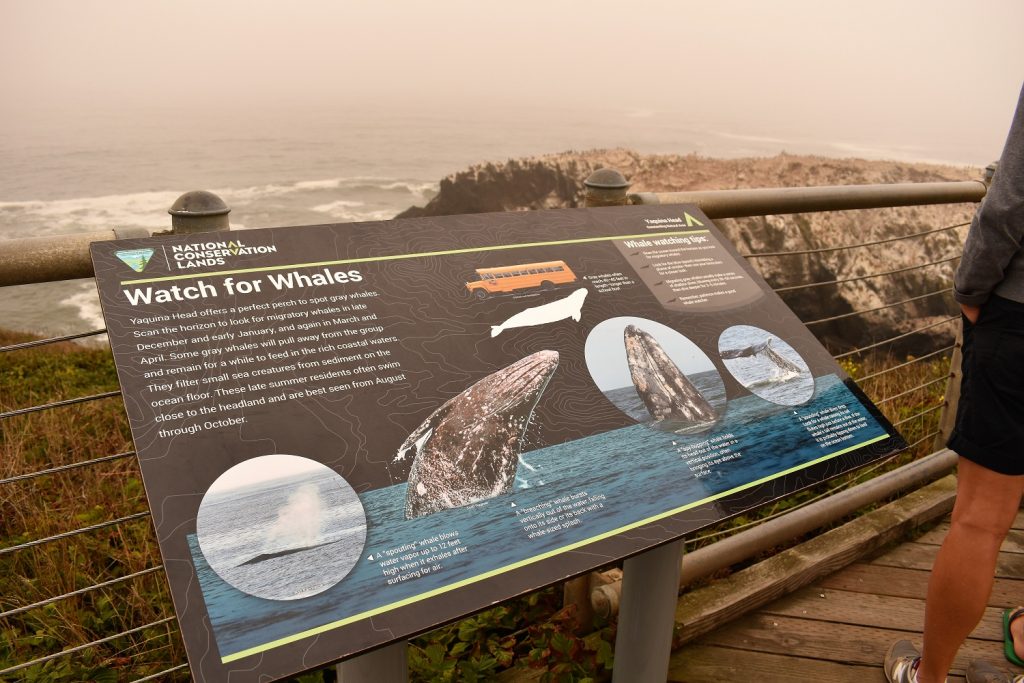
[195,454,368,601]
[718,325,814,406]
[584,317,726,433]
[398,350,559,519]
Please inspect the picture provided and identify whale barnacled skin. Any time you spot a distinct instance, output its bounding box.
[400,350,559,519]
[623,325,716,424]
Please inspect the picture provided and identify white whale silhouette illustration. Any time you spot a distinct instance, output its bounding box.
[490,288,588,338]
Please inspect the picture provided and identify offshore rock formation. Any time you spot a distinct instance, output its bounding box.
[397,149,979,353]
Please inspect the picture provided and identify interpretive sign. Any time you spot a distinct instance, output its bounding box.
[91,205,905,681]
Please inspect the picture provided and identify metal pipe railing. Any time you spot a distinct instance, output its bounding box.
[629,180,987,218]
[590,448,958,618]
[0,227,150,287]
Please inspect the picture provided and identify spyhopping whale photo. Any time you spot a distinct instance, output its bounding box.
[196,454,367,601]
[584,317,726,434]
[398,350,559,519]
[718,325,814,406]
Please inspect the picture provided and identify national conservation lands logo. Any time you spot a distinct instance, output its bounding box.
[169,239,278,270]
[115,248,155,273]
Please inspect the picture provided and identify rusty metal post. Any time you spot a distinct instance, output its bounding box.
[168,190,231,234]
[583,169,631,207]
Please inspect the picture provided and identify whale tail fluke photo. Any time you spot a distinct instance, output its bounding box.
[720,338,804,375]
[624,325,717,425]
[401,350,559,519]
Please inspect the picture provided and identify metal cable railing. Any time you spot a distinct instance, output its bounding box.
[773,255,961,293]
[741,220,969,258]
[0,183,977,680]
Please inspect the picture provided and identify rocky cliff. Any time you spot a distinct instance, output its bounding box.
[397,149,981,354]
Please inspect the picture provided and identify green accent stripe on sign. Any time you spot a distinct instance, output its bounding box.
[220,431,890,663]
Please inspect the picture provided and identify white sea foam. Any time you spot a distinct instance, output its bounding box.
[59,282,108,343]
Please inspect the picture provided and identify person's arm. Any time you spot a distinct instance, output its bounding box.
[954,84,1024,309]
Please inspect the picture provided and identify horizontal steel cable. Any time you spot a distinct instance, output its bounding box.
[893,403,945,428]
[0,511,151,556]
[0,566,164,620]
[741,221,969,258]
[856,345,955,383]
[0,329,107,353]
[804,287,952,326]
[902,430,942,452]
[0,390,122,420]
[0,451,136,487]
[133,663,189,682]
[773,255,960,293]
[0,616,176,677]
[876,375,952,406]
[833,316,957,360]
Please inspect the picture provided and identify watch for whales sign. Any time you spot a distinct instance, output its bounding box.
[91,205,905,681]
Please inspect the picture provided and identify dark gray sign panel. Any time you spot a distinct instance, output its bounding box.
[91,205,905,681]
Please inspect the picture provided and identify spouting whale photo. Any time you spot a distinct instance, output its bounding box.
[196,454,367,601]
[718,325,814,406]
[398,350,559,519]
[585,317,726,433]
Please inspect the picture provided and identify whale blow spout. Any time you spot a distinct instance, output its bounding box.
[401,350,559,519]
[623,325,716,425]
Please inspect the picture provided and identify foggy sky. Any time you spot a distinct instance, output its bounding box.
[2,0,1023,164]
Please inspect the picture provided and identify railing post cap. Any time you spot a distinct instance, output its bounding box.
[583,169,631,208]
[583,168,630,190]
[168,190,231,218]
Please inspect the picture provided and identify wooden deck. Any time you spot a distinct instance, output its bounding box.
[667,510,1024,682]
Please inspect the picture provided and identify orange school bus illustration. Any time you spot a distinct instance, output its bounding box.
[466,260,577,298]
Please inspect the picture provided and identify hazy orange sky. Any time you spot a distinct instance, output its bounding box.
[2,1,1023,164]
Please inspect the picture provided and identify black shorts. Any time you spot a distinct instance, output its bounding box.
[948,294,1024,475]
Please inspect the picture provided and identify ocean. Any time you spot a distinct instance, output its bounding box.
[0,103,966,340]
[185,373,890,660]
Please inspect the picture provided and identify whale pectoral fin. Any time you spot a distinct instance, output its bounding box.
[572,311,581,322]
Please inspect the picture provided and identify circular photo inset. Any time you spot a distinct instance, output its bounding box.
[585,317,726,434]
[196,454,367,601]
[718,325,814,406]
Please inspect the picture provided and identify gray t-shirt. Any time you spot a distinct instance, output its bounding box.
[954,83,1024,306]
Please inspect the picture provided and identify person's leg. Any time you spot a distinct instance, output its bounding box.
[917,458,1024,683]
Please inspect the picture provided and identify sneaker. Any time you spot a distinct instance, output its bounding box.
[966,659,1020,682]
[885,640,921,683]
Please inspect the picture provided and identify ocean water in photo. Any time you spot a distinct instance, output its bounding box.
[197,467,367,601]
[189,373,889,659]
[718,325,814,405]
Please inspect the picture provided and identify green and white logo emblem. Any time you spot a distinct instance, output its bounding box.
[115,248,155,273]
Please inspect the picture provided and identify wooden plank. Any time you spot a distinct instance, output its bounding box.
[762,586,1004,641]
[872,542,1024,578]
[694,612,1000,674]
[916,524,1024,553]
[668,643,898,683]
[821,563,1024,606]
[674,475,956,643]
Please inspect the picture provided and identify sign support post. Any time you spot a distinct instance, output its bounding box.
[611,539,685,683]
[337,642,408,682]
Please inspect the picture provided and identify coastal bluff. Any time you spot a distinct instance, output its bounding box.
[397,149,979,353]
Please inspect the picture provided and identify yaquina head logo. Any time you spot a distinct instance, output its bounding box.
[115,248,155,273]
